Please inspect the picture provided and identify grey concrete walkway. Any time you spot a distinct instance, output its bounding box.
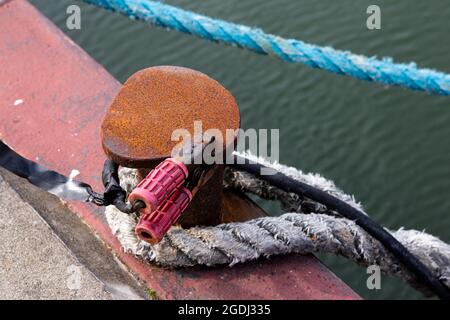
[0,171,146,300]
[0,174,112,299]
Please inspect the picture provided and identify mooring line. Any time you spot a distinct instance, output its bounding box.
[82,0,450,95]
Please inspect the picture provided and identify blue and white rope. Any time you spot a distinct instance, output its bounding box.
[82,0,450,96]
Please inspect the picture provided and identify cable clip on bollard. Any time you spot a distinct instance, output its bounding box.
[128,157,191,244]
[135,186,192,244]
[127,140,216,244]
[128,158,189,215]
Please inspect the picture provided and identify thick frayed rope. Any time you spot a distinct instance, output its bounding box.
[224,152,363,214]
[83,0,450,95]
[106,205,450,294]
[105,153,450,295]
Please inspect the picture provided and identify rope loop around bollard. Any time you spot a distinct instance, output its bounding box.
[104,153,450,299]
[0,140,448,298]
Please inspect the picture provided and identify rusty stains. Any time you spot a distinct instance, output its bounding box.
[102,66,241,226]
[101,66,240,168]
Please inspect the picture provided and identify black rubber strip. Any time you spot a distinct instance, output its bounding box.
[0,140,95,202]
[0,140,136,212]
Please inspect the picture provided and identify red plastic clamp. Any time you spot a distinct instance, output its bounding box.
[135,187,192,244]
[128,158,188,215]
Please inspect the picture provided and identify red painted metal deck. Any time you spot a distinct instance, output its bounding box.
[0,0,360,299]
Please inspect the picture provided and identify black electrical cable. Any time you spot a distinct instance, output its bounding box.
[231,154,450,300]
[0,140,96,202]
[101,159,145,213]
[0,140,142,214]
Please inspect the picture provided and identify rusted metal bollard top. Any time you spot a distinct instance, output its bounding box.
[101,66,240,227]
[101,66,240,168]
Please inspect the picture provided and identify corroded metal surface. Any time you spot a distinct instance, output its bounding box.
[0,0,360,300]
[180,164,224,227]
[101,66,241,226]
[221,190,268,223]
[101,66,240,168]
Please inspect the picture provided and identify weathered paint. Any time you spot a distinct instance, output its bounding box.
[0,0,360,299]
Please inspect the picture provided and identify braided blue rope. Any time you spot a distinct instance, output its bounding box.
[82,0,450,96]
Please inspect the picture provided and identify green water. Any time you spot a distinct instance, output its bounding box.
[31,0,450,299]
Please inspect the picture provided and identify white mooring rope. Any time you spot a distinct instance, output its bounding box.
[105,152,450,296]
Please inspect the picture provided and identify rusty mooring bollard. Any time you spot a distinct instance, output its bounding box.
[101,66,246,227]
